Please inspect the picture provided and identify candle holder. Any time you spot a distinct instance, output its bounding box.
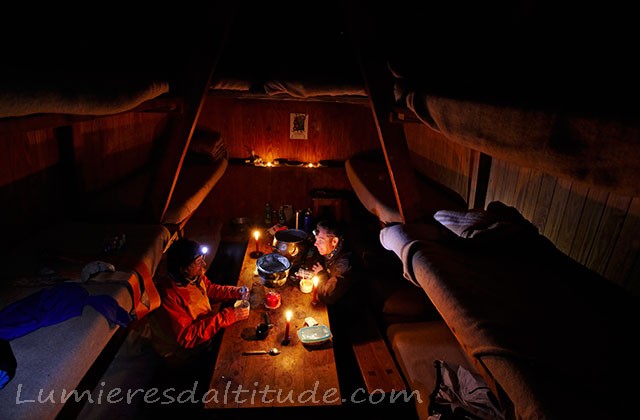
[250,230,264,259]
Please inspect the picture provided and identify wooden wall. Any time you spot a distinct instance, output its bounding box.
[195,95,380,223]
[196,164,353,225]
[404,123,474,203]
[399,121,639,296]
[0,128,63,246]
[486,158,640,296]
[73,112,168,193]
[199,96,379,162]
[0,111,170,250]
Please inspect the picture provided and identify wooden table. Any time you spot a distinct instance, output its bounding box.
[204,237,342,409]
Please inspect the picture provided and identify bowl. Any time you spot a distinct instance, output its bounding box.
[256,253,291,288]
[297,325,332,345]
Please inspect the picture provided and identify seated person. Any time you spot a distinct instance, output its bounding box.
[148,238,249,364]
[310,219,355,305]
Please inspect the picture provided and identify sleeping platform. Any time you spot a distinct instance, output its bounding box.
[0,10,231,417]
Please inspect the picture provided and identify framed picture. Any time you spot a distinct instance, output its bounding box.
[289,113,309,139]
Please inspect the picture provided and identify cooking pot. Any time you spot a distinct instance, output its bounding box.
[272,229,308,259]
[256,253,291,287]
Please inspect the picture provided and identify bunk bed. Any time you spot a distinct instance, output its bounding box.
[80,127,229,237]
[375,2,640,197]
[347,5,640,418]
[0,221,171,420]
[210,75,367,103]
[378,203,640,419]
[0,14,227,417]
[208,2,368,104]
[0,77,169,119]
[0,96,228,419]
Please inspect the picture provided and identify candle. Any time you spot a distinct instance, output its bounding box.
[253,230,260,253]
[312,276,319,304]
[284,310,292,341]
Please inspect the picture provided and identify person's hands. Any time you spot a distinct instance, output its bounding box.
[312,262,324,274]
[232,305,250,322]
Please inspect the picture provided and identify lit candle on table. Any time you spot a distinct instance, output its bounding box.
[312,276,319,304]
[250,229,263,258]
[284,310,292,341]
[253,230,260,253]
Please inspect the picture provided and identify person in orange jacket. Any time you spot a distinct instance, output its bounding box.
[149,238,249,364]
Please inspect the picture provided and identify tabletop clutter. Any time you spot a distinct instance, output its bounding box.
[241,221,333,349]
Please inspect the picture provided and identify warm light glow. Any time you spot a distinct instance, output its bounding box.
[284,309,292,342]
[311,276,319,304]
[307,163,314,168]
[253,230,260,241]
[266,161,273,167]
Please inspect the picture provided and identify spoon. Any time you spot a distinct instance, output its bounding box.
[242,348,280,356]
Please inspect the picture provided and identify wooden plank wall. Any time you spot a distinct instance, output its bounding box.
[199,96,379,163]
[73,112,169,193]
[197,164,353,225]
[403,123,474,204]
[0,128,62,247]
[486,158,640,296]
[0,111,170,251]
[196,96,380,223]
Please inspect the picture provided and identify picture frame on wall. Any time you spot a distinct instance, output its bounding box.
[289,113,308,139]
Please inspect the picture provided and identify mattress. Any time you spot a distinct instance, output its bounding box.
[0,222,171,420]
[163,157,228,228]
[379,209,640,419]
[0,280,133,420]
[0,79,169,119]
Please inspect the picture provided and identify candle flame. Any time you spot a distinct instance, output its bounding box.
[312,276,318,286]
[253,230,260,240]
[285,310,292,321]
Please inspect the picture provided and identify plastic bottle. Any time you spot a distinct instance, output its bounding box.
[303,208,313,233]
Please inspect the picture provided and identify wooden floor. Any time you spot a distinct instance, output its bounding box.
[66,211,420,420]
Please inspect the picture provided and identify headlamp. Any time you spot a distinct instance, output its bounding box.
[190,245,209,262]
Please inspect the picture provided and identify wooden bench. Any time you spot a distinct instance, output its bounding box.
[349,307,407,395]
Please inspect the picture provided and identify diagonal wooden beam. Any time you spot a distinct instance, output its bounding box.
[353,34,423,223]
[145,3,237,224]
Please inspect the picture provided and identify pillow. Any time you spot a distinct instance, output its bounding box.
[188,128,228,163]
[433,201,538,239]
